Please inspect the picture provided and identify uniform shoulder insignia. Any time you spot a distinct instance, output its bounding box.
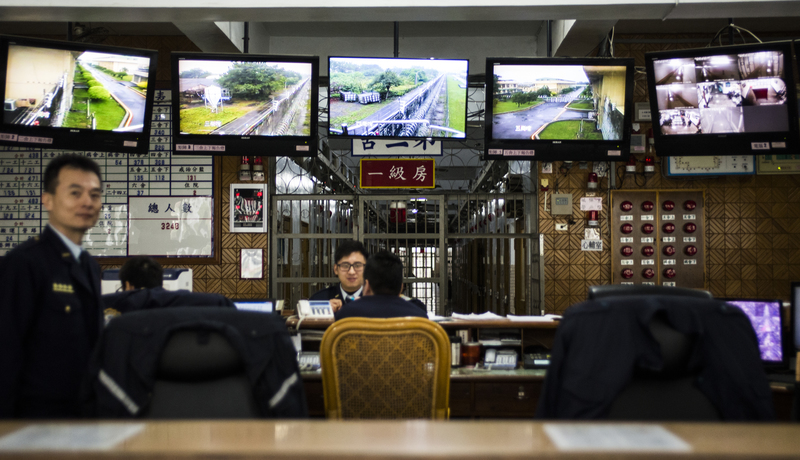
[62,252,71,258]
[53,283,75,294]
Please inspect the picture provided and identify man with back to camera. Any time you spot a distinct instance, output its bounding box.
[334,250,429,320]
[0,154,103,418]
[102,256,234,320]
[310,240,428,313]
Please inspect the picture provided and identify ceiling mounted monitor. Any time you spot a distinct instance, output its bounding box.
[484,57,635,162]
[0,34,157,153]
[328,56,469,139]
[171,52,319,156]
[645,41,799,157]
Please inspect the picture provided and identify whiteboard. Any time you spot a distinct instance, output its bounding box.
[128,196,213,256]
[0,90,216,258]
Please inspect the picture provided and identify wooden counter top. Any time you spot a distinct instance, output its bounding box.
[1,420,799,459]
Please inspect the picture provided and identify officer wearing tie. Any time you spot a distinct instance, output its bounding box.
[309,240,427,313]
[309,240,368,313]
[0,154,104,418]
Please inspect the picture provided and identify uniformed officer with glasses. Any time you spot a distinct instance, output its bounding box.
[309,240,368,312]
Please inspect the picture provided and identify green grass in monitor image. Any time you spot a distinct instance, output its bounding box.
[329,101,388,131]
[493,100,544,115]
[180,101,266,134]
[446,75,465,135]
[538,119,604,140]
[63,88,126,130]
[566,100,594,110]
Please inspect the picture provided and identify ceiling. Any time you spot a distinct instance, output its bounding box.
[0,2,798,57]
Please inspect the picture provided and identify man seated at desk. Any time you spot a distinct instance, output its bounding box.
[334,250,428,320]
[310,240,427,313]
[102,256,234,319]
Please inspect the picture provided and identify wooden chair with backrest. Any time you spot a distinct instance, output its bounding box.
[320,317,450,419]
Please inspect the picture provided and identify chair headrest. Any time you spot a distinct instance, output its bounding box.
[157,330,245,381]
[642,313,696,378]
[587,285,712,300]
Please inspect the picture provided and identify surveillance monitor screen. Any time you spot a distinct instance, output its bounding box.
[645,41,799,156]
[328,56,469,139]
[490,63,629,141]
[723,299,785,366]
[0,35,157,153]
[651,51,789,136]
[177,59,314,138]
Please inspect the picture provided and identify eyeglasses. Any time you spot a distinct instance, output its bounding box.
[337,262,365,272]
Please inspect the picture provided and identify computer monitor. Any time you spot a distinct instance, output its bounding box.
[1,34,158,153]
[721,298,785,368]
[644,40,799,157]
[171,52,319,156]
[232,298,278,314]
[328,56,469,139]
[484,56,635,161]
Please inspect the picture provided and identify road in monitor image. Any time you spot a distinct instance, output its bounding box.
[83,65,147,129]
[492,88,588,140]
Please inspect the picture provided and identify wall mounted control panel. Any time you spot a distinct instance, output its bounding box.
[611,190,705,289]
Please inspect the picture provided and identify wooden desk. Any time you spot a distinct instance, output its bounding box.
[292,317,794,419]
[1,420,799,459]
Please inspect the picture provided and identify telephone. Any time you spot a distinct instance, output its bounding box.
[296,300,334,319]
[523,346,552,369]
[298,352,321,371]
[483,349,517,370]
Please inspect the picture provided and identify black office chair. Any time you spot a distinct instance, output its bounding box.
[535,294,774,421]
[606,312,719,420]
[84,307,308,419]
[587,284,712,300]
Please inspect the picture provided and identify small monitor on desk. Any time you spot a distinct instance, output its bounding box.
[720,298,786,368]
[232,299,279,314]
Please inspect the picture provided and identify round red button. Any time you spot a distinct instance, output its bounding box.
[663,268,677,279]
[684,222,697,233]
[684,245,698,256]
[663,223,675,233]
[642,268,655,279]
[621,223,634,234]
[621,246,634,257]
[621,269,634,279]
[662,200,675,211]
[620,201,633,212]
[683,200,696,211]
[663,245,676,256]
[641,201,654,212]
[642,246,654,257]
[642,223,654,234]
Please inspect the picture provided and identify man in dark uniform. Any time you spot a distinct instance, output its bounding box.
[310,241,428,313]
[335,250,428,320]
[309,240,369,313]
[102,256,234,318]
[0,154,103,418]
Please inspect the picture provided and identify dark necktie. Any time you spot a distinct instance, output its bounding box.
[79,251,94,290]
[79,250,100,339]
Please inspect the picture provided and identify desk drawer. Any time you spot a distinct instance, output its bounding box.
[474,382,540,417]
[449,382,473,416]
[303,380,325,418]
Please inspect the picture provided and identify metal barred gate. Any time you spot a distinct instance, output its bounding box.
[270,193,543,316]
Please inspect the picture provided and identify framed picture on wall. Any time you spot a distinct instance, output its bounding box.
[241,248,263,279]
[230,184,267,233]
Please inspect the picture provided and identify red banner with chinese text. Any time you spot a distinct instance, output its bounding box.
[359,159,435,189]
